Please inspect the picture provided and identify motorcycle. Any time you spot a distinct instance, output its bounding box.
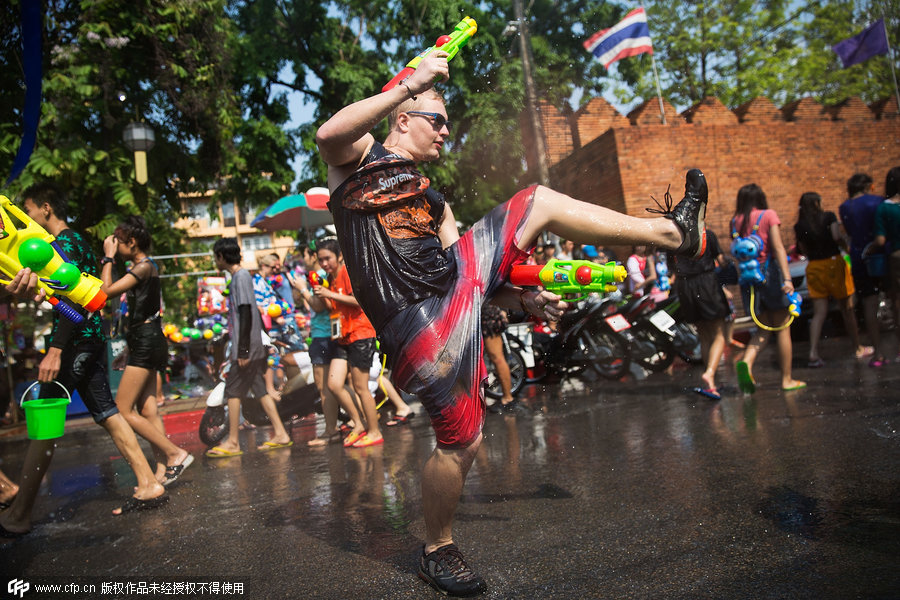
[599,293,678,373]
[597,292,702,373]
[655,296,703,365]
[483,323,529,399]
[524,294,632,382]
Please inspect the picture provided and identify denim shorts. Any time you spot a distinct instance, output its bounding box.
[308,337,337,366]
[43,343,118,424]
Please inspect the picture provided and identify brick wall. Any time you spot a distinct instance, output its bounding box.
[530,95,900,252]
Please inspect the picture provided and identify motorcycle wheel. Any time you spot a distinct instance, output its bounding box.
[484,345,527,399]
[582,322,630,380]
[630,324,675,372]
[199,405,228,446]
[673,322,702,364]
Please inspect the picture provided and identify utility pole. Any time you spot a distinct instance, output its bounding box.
[512,0,550,186]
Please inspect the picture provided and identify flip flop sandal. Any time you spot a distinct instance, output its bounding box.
[736,361,756,394]
[205,446,244,458]
[782,382,807,391]
[258,440,293,451]
[163,454,194,487]
[308,432,343,447]
[343,430,366,448]
[351,433,384,448]
[386,412,415,427]
[113,493,169,515]
[693,387,722,401]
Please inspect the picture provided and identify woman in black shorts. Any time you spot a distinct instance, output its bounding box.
[673,229,730,400]
[101,216,193,485]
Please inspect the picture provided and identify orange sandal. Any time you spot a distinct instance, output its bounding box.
[351,433,384,448]
[343,430,365,448]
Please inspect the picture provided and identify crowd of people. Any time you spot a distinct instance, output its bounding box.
[1,49,898,598]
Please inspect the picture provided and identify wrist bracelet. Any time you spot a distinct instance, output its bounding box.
[100,257,114,266]
[400,80,417,101]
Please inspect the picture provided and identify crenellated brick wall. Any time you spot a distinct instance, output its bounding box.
[529,95,900,251]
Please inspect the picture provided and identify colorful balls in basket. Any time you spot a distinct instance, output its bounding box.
[170,331,184,343]
[212,322,224,334]
[203,329,214,339]
[163,323,177,336]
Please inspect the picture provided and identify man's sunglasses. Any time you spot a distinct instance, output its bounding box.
[406,111,451,131]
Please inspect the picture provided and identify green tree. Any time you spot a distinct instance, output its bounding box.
[233,0,625,224]
[1,0,296,323]
[628,0,899,109]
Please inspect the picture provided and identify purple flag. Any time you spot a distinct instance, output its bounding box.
[832,19,889,68]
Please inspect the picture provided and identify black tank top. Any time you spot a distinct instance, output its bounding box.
[328,142,457,332]
[126,258,162,326]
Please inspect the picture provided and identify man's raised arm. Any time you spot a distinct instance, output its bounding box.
[315,52,450,169]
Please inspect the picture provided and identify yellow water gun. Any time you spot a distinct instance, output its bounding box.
[0,195,107,323]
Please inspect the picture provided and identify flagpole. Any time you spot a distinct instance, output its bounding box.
[650,52,667,124]
[883,15,900,115]
[645,9,666,125]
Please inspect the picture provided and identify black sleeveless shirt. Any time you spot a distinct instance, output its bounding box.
[328,142,457,332]
[125,258,162,327]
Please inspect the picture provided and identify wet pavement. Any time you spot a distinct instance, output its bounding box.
[2,338,899,599]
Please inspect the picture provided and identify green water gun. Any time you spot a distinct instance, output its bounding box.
[510,259,626,301]
[382,17,478,92]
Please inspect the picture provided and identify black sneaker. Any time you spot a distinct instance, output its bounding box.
[647,168,708,258]
[418,543,487,597]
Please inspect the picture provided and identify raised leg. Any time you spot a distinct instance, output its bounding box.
[517,170,708,258]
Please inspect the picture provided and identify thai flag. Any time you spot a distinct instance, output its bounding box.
[583,7,654,69]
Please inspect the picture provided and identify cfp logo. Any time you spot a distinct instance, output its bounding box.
[7,579,30,598]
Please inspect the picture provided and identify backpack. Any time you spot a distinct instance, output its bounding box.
[731,211,767,286]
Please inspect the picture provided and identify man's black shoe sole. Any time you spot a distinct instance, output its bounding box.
[417,569,487,597]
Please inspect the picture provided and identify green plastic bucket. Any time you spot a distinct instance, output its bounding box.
[20,381,72,440]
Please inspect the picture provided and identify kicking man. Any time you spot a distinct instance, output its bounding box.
[316,50,707,596]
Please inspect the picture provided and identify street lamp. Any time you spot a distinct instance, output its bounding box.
[123,121,155,184]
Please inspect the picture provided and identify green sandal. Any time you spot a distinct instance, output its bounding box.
[736,361,755,394]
